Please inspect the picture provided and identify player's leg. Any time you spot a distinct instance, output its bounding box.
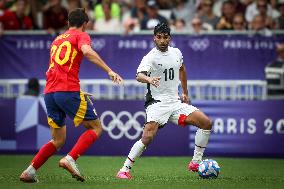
[20,126,66,183]
[59,119,101,182]
[117,121,159,179]
[180,110,212,171]
[20,93,66,183]
[170,102,212,172]
[117,101,170,179]
[122,121,159,170]
[67,119,102,160]
[57,92,101,182]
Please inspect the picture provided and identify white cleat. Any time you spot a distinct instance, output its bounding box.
[19,170,38,183]
[59,157,85,182]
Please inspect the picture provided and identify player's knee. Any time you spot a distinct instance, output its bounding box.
[141,122,158,146]
[141,132,155,146]
[82,120,103,137]
[94,125,103,137]
[202,118,212,130]
[87,126,103,138]
[141,135,153,146]
[52,138,65,149]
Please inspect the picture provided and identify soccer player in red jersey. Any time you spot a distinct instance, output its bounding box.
[20,8,123,183]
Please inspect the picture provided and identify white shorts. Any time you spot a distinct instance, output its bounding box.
[145,100,199,127]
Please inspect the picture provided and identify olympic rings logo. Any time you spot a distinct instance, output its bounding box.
[100,111,146,140]
[188,38,210,51]
[91,39,106,51]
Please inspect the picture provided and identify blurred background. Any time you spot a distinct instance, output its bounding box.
[0,0,284,158]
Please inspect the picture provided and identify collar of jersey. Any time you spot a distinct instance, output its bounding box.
[155,47,169,55]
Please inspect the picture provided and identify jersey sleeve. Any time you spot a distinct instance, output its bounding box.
[77,32,91,51]
[176,48,183,67]
[137,55,152,73]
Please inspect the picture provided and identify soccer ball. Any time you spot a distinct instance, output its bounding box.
[198,159,220,179]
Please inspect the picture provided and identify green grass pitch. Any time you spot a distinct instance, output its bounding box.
[0,155,284,189]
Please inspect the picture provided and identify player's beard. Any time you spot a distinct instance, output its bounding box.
[156,43,169,52]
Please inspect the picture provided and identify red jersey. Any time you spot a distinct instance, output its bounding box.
[44,29,91,93]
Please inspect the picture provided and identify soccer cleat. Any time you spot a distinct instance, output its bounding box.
[188,161,200,172]
[19,171,38,183]
[116,171,132,179]
[59,157,85,182]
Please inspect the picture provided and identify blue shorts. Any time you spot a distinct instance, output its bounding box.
[44,91,98,128]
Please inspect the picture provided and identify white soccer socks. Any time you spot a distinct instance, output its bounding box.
[120,139,146,172]
[66,155,75,163]
[26,165,36,175]
[192,129,211,163]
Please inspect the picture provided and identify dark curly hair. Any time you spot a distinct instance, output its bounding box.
[154,22,171,36]
[68,8,89,28]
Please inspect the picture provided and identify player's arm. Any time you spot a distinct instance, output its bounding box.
[179,63,190,104]
[81,44,123,84]
[136,72,161,88]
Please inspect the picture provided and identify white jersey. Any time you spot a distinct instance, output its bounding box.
[137,46,183,105]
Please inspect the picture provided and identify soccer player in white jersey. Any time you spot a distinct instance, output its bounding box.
[116,23,212,179]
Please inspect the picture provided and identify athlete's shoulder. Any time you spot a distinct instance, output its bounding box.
[169,46,182,57]
[145,47,158,58]
[77,30,90,37]
[68,29,91,47]
[169,46,182,54]
[140,48,155,64]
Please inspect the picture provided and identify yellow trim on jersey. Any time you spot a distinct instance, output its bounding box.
[73,91,87,127]
[47,117,60,128]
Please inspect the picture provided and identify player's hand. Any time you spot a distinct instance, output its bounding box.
[108,71,124,85]
[83,92,94,97]
[181,93,191,104]
[149,76,161,87]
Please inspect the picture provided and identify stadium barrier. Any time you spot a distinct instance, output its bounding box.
[0,79,267,100]
[0,97,283,157]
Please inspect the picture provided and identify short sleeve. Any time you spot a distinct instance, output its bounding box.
[176,48,183,67]
[78,32,91,51]
[137,55,152,73]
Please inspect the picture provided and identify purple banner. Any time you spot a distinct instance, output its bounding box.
[1,34,284,80]
[0,97,284,157]
[190,101,284,156]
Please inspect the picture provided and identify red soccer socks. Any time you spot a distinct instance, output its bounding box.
[31,141,57,170]
[68,130,98,161]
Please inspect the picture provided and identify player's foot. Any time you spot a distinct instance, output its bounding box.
[116,171,132,179]
[59,157,85,182]
[188,161,200,172]
[19,170,38,183]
